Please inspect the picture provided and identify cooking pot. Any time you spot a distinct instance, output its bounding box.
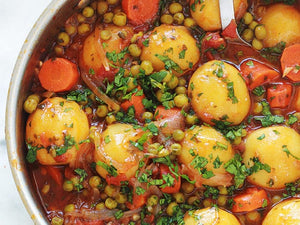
[5,0,82,223]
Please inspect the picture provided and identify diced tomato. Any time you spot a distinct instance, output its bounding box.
[126,192,147,210]
[240,60,280,90]
[159,164,181,194]
[202,32,227,50]
[267,83,293,108]
[232,187,269,213]
[154,105,181,120]
[106,173,128,186]
[121,87,145,120]
[221,20,238,39]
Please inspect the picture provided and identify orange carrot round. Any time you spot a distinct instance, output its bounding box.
[240,60,280,90]
[38,58,79,92]
[232,187,269,213]
[281,43,300,82]
[122,0,160,25]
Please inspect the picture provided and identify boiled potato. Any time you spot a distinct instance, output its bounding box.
[261,4,300,47]
[94,123,145,179]
[184,207,241,225]
[190,0,248,31]
[243,126,300,189]
[188,60,250,125]
[263,198,300,225]
[26,97,89,165]
[80,25,133,80]
[140,25,200,75]
[178,125,234,187]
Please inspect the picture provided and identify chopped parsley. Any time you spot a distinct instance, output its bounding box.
[26,143,42,163]
[190,150,215,179]
[135,186,146,195]
[227,82,238,104]
[224,154,271,188]
[114,210,124,220]
[257,133,265,140]
[179,48,187,59]
[55,135,76,156]
[155,54,183,74]
[96,161,118,177]
[252,86,265,96]
[74,168,88,191]
[282,145,300,160]
[142,39,149,47]
[106,47,128,64]
[254,101,284,127]
[287,114,298,125]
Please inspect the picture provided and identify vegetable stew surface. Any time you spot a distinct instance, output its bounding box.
[24,0,300,224]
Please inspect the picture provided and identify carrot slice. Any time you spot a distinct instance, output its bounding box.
[280,43,300,82]
[267,83,293,108]
[240,60,280,90]
[232,187,269,213]
[122,0,160,25]
[154,105,181,120]
[38,58,79,92]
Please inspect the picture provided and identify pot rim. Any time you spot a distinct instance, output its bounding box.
[5,0,69,224]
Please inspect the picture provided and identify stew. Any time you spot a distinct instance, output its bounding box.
[23,0,300,224]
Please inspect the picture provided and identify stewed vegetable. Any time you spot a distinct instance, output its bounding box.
[23,0,300,224]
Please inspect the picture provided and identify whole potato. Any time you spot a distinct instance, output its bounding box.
[190,0,248,31]
[188,60,250,125]
[263,198,300,225]
[261,4,300,47]
[184,207,241,225]
[140,25,200,75]
[26,97,89,165]
[178,125,234,187]
[94,123,145,179]
[80,25,133,80]
[243,126,300,189]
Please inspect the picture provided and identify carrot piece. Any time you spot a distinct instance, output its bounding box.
[120,88,145,119]
[44,166,63,187]
[221,19,238,39]
[280,43,300,82]
[240,60,280,90]
[232,187,269,213]
[38,58,79,92]
[122,0,160,25]
[154,105,181,120]
[267,83,293,108]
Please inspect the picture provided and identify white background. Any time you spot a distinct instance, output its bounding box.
[0,0,52,224]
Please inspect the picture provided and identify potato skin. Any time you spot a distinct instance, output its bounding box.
[26,97,89,165]
[243,126,300,189]
[80,25,133,79]
[263,198,300,225]
[94,123,144,179]
[188,60,250,125]
[261,4,300,47]
[190,0,247,31]
[140,25,200,75]
[184,207,241,225]
[178,126,234,187]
